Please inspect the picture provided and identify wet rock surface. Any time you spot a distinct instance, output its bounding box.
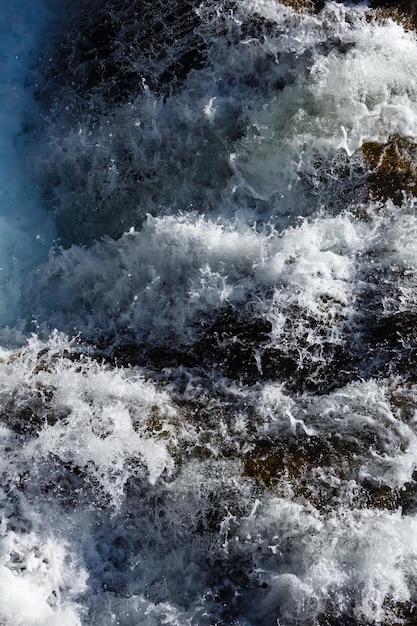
[359,0,417,33]
[282,0,417,27]
[363,136,417,205]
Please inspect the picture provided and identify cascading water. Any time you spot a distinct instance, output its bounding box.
[2,1,417,624]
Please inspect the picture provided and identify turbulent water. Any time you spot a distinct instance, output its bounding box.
[3,0,417,624]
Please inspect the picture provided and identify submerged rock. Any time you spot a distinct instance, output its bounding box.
[281,0,417,28]
[370,1,417,31]
[277,0,317,12]
[363,136,417,205]
[242,425,417,514]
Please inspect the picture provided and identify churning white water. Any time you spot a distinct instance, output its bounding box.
[2,0,417,624]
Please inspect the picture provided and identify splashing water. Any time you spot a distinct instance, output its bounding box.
[3,1,417,624]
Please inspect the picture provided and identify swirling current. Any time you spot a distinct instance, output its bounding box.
[2,1,417,624]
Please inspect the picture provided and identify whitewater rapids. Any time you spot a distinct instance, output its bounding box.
[2,1,417,624]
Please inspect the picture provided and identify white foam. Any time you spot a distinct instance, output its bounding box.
[233,2,417,201]
[0,527,87,626]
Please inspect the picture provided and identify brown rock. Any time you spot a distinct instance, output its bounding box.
[277,0,326,13]
[370,1,417,31]
[277,0,314,12]
[362,135,417,205]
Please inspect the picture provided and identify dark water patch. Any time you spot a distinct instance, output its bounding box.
[345,299,417,385]
[81,462,257,619]
[308,151,370,214]
[98,303,352,394]
[40,0,205,109]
